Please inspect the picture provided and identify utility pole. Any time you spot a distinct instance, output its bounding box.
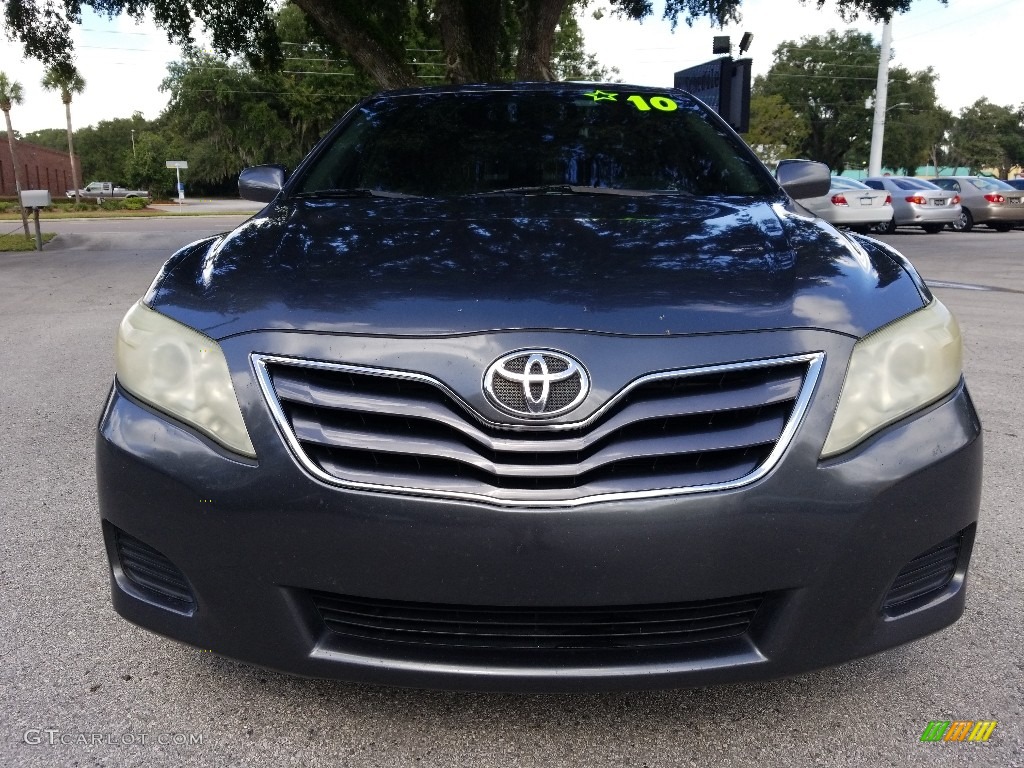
[868,19,893,177]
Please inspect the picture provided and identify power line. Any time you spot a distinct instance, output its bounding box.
[78,44,155,52]
[897,0,1019,41]
[79,27,152,36]
[765,73,880,82]
[759,63,878,70]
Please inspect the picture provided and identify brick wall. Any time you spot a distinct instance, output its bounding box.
[0,138,81,199]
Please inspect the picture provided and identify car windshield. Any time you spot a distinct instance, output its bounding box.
[892,178,941,191]
[969,178,1015,191]
[294,88,777,198]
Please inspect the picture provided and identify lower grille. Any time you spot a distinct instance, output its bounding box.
[113,527,196,612]
[883,530,965,610]
[309,590,765,653]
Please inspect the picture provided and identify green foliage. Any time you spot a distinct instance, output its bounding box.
[153,4,390,189]
[0,71,25,110]
[41,63,85,104]
[877,68,947,174]
[755,29,945,173]
[757,30,880,172]
[743,92,810,166]
[67,113,152,184]
[5,0,939,89]
[153,2,612,189]
[159,51,336,188]
[946,99,1024,178]
[121,196,148,209]
[122,130,174,196]
[553,3,620,81]
[609,0,944,27]
[22,128,68,150]
[98,197,150,210]
[274,4,381,147]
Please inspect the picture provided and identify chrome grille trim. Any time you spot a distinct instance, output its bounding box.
[252,351,824,508]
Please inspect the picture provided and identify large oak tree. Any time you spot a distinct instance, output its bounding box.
[752,29,947,173]
[4,0,945,88]
[945,99,1024,179]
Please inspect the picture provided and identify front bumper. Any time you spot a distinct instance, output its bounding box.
[96,330,983,692]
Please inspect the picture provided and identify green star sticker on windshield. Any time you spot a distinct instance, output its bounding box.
[582,90,618,102]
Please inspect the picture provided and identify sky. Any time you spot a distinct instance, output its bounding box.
[1,0,1021,135]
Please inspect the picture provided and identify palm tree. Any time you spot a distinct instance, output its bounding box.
[42,64,86,204]
[0,71,30,237]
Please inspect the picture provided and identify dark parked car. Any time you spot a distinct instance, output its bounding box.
[1005,178,1024,190]
[98,83,982,692]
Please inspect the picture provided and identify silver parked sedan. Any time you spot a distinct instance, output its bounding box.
[928,176,1024,232]
[864,177,961,234]
[799,176,894,232]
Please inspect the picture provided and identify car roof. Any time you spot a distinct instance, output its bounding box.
[867,176,941,189]
[363,81,697,99]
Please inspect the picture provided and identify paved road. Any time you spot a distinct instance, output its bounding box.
[1,219,1021,767]
[149,199,265,214]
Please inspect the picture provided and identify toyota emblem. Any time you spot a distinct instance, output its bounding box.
[483,350,590,418]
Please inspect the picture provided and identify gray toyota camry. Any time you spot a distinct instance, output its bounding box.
[97,82,982,692]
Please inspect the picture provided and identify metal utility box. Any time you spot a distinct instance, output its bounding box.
[20,189,52,208]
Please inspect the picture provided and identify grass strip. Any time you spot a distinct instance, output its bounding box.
[0,233,58,251]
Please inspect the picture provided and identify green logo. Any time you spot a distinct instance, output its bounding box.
[920,721,951,742]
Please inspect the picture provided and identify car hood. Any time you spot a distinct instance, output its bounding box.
[146,195,927,340]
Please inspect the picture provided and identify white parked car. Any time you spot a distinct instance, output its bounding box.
[799,177,893,232]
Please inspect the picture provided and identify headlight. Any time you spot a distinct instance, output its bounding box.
[821,299,962,458]
[116,301,256,458]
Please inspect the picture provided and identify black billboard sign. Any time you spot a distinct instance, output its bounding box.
[674,57,751,133]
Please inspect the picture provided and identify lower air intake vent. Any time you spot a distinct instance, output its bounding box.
[113,527,196,612]
[309,590,765,654]
[883,529,966,611]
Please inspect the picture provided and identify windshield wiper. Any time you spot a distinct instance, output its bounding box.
[473,184,663,197]
[292,188,420,199]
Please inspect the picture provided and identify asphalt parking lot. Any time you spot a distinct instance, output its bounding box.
[1,219,1021,767]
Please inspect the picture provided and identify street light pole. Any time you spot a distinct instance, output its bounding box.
[130,129,136,157]
[868,19,893,177]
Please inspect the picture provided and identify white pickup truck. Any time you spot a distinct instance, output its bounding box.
[67,181,150,200]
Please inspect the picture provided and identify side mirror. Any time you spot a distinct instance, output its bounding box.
[776,160,831,200]
[239,165,287,202]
